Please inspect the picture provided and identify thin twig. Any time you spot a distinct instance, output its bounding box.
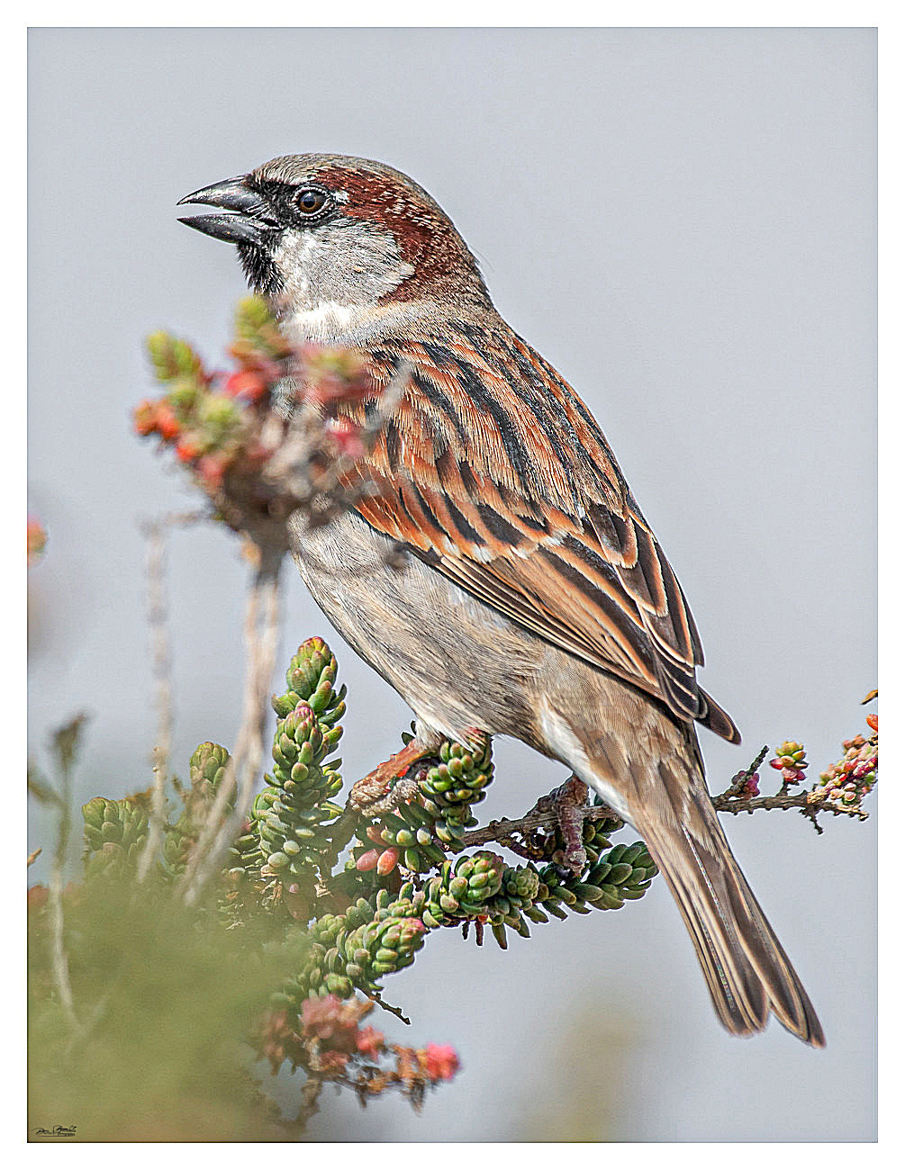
[368,991,411,1026]
[180,550,284,904]
[711,788,869,822]
[47,716,89,1035]
[48,864,78,1030]
[137,517,173,882]
[460,772,869,855]
[709,743,869,830]
[290,1075,324,1132]
[461,802,620,851]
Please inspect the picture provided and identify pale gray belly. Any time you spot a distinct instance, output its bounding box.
[286,507,675,826]
[287,508,543,743]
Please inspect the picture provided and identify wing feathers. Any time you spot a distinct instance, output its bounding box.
[341,327,739,742]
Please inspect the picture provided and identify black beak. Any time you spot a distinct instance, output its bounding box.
[177,177,276,246]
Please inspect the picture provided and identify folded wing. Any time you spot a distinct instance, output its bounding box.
[336,324,739,743]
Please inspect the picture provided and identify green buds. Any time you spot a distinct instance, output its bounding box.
[421,851,506,923]
[418,739,494,846]
[348,733,495,878]
[232,295,292,361]
[82,796,149,877]
[146,331,204,384]
[240,641,348,914]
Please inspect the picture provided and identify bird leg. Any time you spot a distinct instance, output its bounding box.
[348,742,426,814]
[348,723,449,814]
[527,775,591,876]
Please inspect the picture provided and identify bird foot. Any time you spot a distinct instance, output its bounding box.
[348,741,429,814]
[529,775,591,876]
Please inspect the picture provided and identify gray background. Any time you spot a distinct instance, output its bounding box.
[27,28,876,1141]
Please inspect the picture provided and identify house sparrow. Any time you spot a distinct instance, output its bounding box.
[178,154,824,1046]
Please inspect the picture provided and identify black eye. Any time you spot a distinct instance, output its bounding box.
[296,187,329,215]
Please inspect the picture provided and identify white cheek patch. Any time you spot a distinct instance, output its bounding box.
[280,234,318,299]
[273,219,414,332]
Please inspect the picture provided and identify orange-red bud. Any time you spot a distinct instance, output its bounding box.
[155,404,181,441]
[175,437,202,462]
[376,848,399,876]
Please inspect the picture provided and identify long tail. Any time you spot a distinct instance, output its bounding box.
[625,743,825,1046]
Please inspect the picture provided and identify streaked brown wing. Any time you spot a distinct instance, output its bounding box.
[337,323,739,742]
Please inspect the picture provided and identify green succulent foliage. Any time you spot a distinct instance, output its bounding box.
[190,740,231,791]
[418,739,494,846]
[243,639,346,896]
[233,295,290,359]
[412,823,658,950]
[275,888,428,1006]
[146,331,204,385]
[276,834,658,1012]
[536,839,659,919]
[348,801,447,876]
[421,850,505,925]
[82,796,149,878]
[74,634,660,1031]
[348,735,494,875]
[271,638,347,727]
[162,742,232,878]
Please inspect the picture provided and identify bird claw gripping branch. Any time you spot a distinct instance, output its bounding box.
[524,775,594,876]
[346,735,495,878]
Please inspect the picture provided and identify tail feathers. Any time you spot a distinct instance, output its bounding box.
[633,761,825,1047]
[697,686,742,744]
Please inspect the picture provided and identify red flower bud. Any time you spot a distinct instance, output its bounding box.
[376,847,399,876]
[155,404,181,441]
[356,1025,384,1059]
[197,454,227,489]
[27,517,47,566]
[133,399,160,436]
[326,417,366,459]
[175,437,202,463]
[421,1043,460,1081]
[224,369,268,402]
[316,1050,350,1074]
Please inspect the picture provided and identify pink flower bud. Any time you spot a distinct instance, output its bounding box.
[421,1043,460,1081]
[376,848,399,876]
[223,369,268,401]
[356,1025,384,1059]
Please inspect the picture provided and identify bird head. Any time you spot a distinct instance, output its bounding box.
[178,153,492,339]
